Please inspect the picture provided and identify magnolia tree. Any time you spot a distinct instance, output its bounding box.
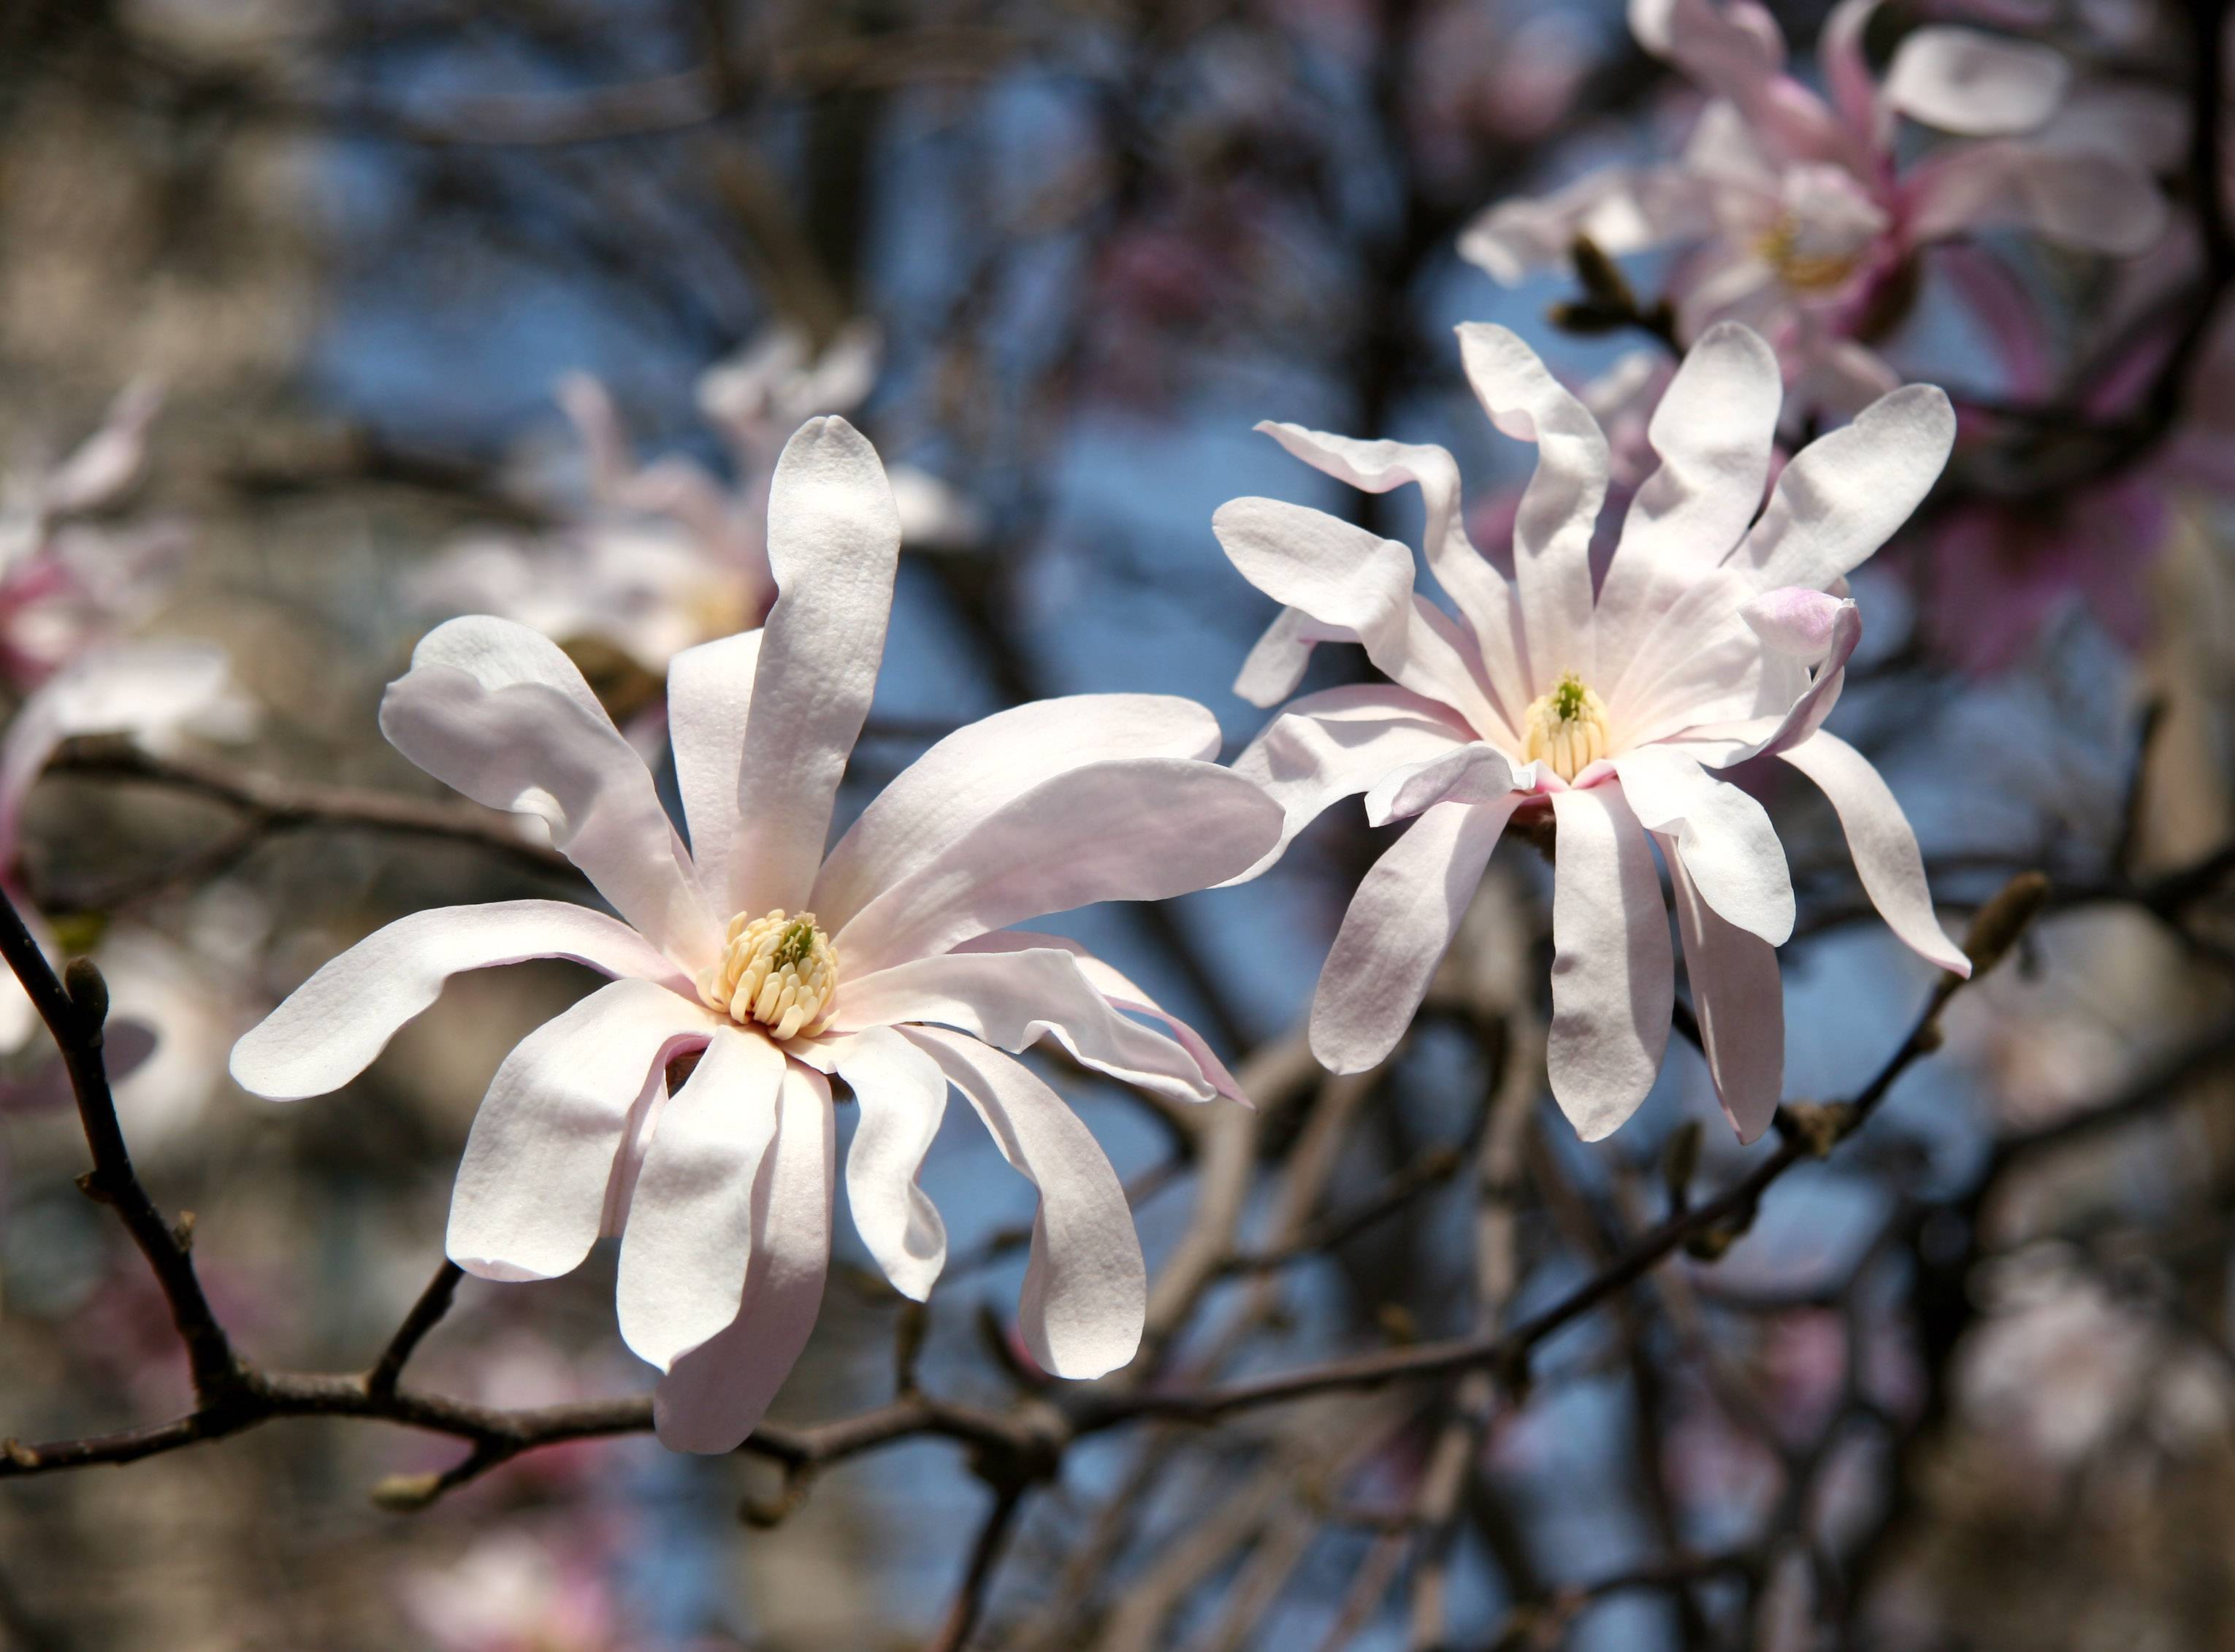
[0,1,2232,1649]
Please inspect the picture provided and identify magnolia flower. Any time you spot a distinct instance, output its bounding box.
[419,325,979,674]
[233,418,1277,1452]
[0,380,187,687]
[1462,0,2168,413]
[1220,321,1968,1142]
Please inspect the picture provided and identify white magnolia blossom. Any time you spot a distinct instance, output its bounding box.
[232,417,1278,1453]
[1220,321,1968,1143]
[419,323,981,673]
[1461,0,2168,416]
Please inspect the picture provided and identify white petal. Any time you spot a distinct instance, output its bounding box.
[1905,142,2167,255]
[1363,742,1525,826]
[614,1025,787,1370]
[1227,684,1475,882]
[1671,594,1864,764]
[1882,27,2068,137]
[1613,746,1794,944]
[1255,422,1525,719]
[1233,605,1353,707]
[832,947,1220,1103]
[1662,833,1784,1143]
[830,1025,949,1301]
[1777,732,1969,974]
[1597,324,1783,677]
[1212,498,1497,727]
[1547,787,1673,1141]
[381,620,715,968]
[667,630,763,919]
[905,1027,1144,1379]
[446,978,716,1283]
[1455,324,1608,695]
[1458,165,1716,282]
[1735,385,1954,593]
[229,900,688,1101]
[813,695,1221,932]
[833,758,1280,976]
[1308,797,1521,1074]
[653,1062,835,1452]
[730,417,902,917]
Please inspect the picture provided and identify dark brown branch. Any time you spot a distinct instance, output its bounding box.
[367,1260,465,1400]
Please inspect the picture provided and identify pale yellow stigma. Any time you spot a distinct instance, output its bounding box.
[1523,673,1611,783]
[697,910,838,1041]
[1754,218,1858,294]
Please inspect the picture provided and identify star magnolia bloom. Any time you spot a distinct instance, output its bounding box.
[419,326,979,674]
[1462,0,2167,416]
[232,418,1279,1453]
[1220,321,1969,1144]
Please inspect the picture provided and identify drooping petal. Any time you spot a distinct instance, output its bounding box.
[833,758,1281,976]
[1633,0,1854,167]
[1212,498,1497,727]
[1363,742,1527,827]
[381,619,715,969]
[906,1027,1145,1379]
[1904,142,2167,256]
[813,695,1221,931]
[1308,797,1522,1074]
[729,417,902,917]
[612,1025,787,1372]
[1458,164,1719,283]
[1613,745,1795,944]
[1547,786,1674,1141]
[953,930,1247,1103]
[667,630,763,919]
[831,947,1220,1103]
[1227,684,1476,882]
[1777,733,1969,974]
[1881,27,2068,137]
[1455,324,1608,695]
[1734,385,1955,593]
[229,900,689,1101]
[1662,834,1784,1143]
[829,1025,949,1301]
[652,1062,835,1453]
[1233,607,1356,708]
[1670,592,1864,764]
[1256,422,1524,716]
[446,978,717,1283]
[1816,0,1881,139]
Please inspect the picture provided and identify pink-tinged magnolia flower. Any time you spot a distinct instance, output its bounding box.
[1461,0,2168,413]
[0,381,188,688]
[232,418,1277,1453]
[419,326,979,673]
[1220,321,1968,1142]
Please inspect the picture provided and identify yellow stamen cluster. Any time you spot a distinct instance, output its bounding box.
[698,910,838,1041]
[1754,218,1859,294]
[1523,673,1611,784]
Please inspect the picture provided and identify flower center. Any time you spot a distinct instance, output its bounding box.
[697,909,838,1041]
[1523,672,1611,783]
[1754,217,1861,295]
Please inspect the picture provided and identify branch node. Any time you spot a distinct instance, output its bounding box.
[1,1439,40,1470]
[1962,870,2051,979]
[369,1471,446,1513]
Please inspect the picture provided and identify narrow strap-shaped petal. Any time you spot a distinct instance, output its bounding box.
[381,619,716,969]
[230,900,689,1101]
[830,1025,949,1301]
[1455,324,1608,696]
[1459,164,1718,283]
[730,416,902,917]
[446,977,716,1283]
[1816,0,1881,139]
[1662,833,1784,1144]
[614,1025,787,1371]
[833,757,1281,976]
[1667,592,1862,764]
[1547,786,1673,1141]
[905,1027,1145,1379]
[1234,606,1356,708]
[1903,141,2168,256]
[1777,732,1970,974]
[832,948,1220,1103]
[667,630,763,919]
[1212,498,1497,730]
[1255,422,1527,722]
[1881,26,2068,137]
[1308,797,1521,1074]
[1613,746,1795,945]
[1228,684,1476,883]
[1363,742,1526,827]
[652,1062,835,1453]
[812,695,1221,931]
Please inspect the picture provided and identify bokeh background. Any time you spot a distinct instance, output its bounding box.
[1,1,2232,1647]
